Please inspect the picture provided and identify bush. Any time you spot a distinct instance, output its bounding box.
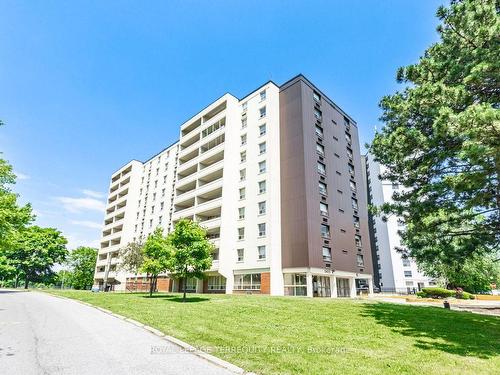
[416,291,426,298]
[420,287,455,299]
[459,291,475,300]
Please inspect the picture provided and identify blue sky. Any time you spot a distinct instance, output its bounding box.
[0,0,443,248]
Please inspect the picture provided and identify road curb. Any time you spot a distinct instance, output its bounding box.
[40,291,249,374]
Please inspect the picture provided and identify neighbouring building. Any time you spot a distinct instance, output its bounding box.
[94,74,374,297]
[362,153,434,293]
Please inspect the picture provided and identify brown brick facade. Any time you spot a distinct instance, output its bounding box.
[261,272,270,294]
[125,276,170,292]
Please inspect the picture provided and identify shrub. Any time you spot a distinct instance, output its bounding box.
[416,291,426,298]
[420,287,455,299]
[459,291,475,300]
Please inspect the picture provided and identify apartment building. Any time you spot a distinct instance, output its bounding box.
[94,74,374,297]
[362,153,434,293]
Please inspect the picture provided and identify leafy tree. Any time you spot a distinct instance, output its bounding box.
[56,269,74,289]
[141,228,171,297]
[67,246,97,290]
[9,226,68,288]
[167,219,213,302]
[370,0,500,269]
[420,253,500,293]
[118,239,144,286]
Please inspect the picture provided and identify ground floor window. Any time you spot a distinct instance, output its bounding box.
[337,278,350,297]
[284,273,307,296]
[208,276,226,290]
[234,273,261,290]
[184,278,197,291]
[313,276,331,297]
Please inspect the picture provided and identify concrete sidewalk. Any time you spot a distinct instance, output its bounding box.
[0,290,237,374]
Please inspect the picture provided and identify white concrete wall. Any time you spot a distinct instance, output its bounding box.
[365,153,432,291]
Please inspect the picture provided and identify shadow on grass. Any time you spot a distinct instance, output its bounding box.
[140,294,209,303]
[362,302,500,359]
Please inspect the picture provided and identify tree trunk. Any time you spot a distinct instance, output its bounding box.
[24,277,29,289]
[183,277,187,302]
[149,275,154,297]
[14,274,19,288]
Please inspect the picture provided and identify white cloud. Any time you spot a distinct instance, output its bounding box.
[14,171,30,180]
[71,220,103,229]
[82,189,105,199]
[56,196,106,213]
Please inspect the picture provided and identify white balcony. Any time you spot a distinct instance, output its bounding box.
[209,260,219,271]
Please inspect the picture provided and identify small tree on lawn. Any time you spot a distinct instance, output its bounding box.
[118,239,144,291]
[67,246,98,290]
[167,219,213,302]
[141,228,171,297]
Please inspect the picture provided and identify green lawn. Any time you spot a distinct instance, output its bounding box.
[46,290,500,375]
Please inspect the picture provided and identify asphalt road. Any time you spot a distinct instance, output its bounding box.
[0,290,235,375]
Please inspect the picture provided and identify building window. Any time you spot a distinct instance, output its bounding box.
[357,254,364,267]
[160,202,164,210]
[161,188,165,197]
[154,180,158,188]
[208,275,225,290]
[392,182,399,190]
[316,143,325,156]
[258,223,266,237]
[241,118,247,129]
[317,162,326,175]
[149,219,153,228]
[259,123,266,136]
[236,248,244,262]
[322,247,332,262]
[258,245,266,260]
[314,108,322,120]
[242,102,247,112]
[158,216,162,225]
[259,142,266,155]
[259,160,267,174]
[320,202,329,216]
[348,163,355,176]
[258,201,266,215]
[239,187,246,200]
[163,176,167,183]
[351,198,358,210]
[319,181,327,195]
[345,132,352,143]
[402,258,411,267]
[404,270,413,278]
[313,91,321,103]
[241,134,247,146]
[353,215,360,228]
[240,169,246,181]
[355,235,362,247]
[284,273,307,296]
[151,206,155,213]
[315,125,323,137]
[234,273,261,290]
[238,207,245,220]
[238,228,245,241]
[240,151,246,163]
[259,106,266,119]
[350,180,357,192]
[260,90,266,101]
[321,224,330,238]
[258,180,266,194]
[397,219,405,227]
[346,147,353,159]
